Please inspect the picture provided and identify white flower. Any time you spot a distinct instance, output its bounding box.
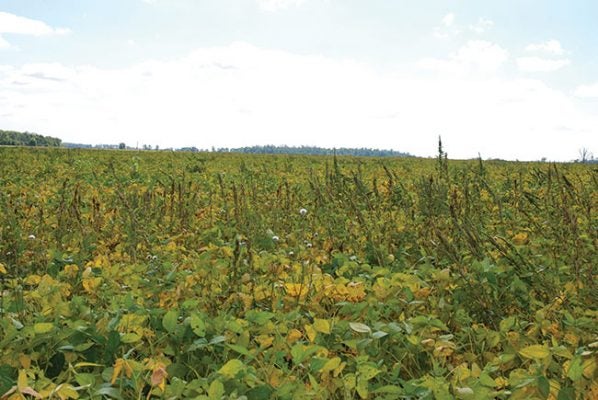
[272,235,279,242]
[349,255,357,261]
[28,234,36,240]
[299,208,308,216]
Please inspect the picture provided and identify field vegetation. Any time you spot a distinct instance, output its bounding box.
[0,147,596,399]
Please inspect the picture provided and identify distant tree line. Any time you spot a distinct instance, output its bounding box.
[62,143,94,149]
[0,130,61,147]
[30,138,414,158]
[213,145,413,157]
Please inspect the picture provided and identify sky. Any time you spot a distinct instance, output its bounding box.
[0,0,597,160]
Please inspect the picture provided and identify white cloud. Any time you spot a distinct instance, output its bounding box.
[434,12,459,39]
[419,40,509,74]
[516,57,570,72]
[256,0,307,12]
[0,11,70,49]
[0,12,70,36]
[0,42,595,161]
[442,13,455,27]
[434,14,494,39]
[469,18,494,34]
[525,40,564,55]
[575,83,598,98]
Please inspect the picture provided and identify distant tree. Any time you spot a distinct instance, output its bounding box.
[119,142,126,150]
[578,148,593,163]
[178,147,199,153]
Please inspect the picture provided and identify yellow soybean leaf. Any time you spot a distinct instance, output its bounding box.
[34,322,55,334]
[269,369,283,388]
[18,354,31,369]
[495,376,508,389]
[452,363,470,383]
[111,359,124,384]
[305,324,317,343]
[313,319,331,334]
[518,344,550,360]
[120,333,141,343]
[63,264,79,278]
[583,357,596,379]
[285,283,309,297]
[165,241,177,252]
[82,277,102,293]
[321,357,341,374]
[287,329,303,344]
[15,369,40,397]
[208,380,224,400]
[549,379,561,399]
[512,232,528,245]
[0,263,6,274]
[255,335,274,348]
[358,364,380,381]
[564,332,579,346]
[471,363,482,378]
[17,369,28,391]
[218,359,245,379]
[55,384,79,399]
[356,379,369,399]
[122,360,134,378]
[333,361,346,377]
[24,274,41,285]
[38,384,58,399]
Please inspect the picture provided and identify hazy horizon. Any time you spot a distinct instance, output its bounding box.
[1,1,597,161]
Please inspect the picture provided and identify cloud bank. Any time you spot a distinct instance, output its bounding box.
[0,42,595,160]
[0,11,70,49]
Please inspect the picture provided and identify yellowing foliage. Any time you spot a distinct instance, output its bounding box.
[0,148,595,399]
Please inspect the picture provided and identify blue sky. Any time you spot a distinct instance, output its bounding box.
[0,0,597,160]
